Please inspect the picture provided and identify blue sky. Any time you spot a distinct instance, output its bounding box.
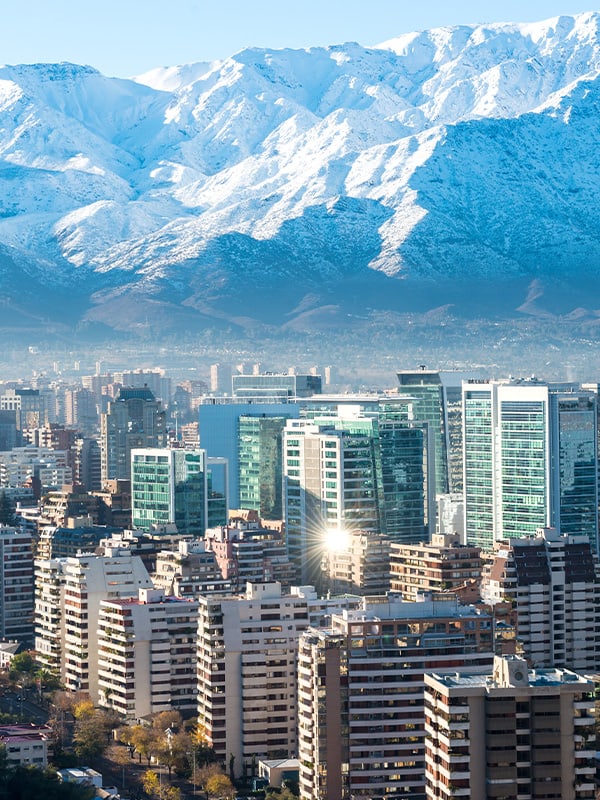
[1,1,595,76]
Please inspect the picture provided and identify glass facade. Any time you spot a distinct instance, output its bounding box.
[238,415,286,519]
[500,399,548,536]
[463,388,494,550]
[131,449,207,536]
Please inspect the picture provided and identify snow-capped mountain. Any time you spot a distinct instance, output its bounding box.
[2,12,600,336]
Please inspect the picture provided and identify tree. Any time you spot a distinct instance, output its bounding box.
[205,772,235,799]
[73,712,107,761]
[142,769,181,800]
[128,724,158,765]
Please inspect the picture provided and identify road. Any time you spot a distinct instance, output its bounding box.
[0,688,49,725]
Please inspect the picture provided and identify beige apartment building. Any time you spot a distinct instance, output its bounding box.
[297,595,494,800]
[97,587,198,720]
[424,655,596,800]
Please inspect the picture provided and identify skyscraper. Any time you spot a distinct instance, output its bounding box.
[131,448,208,537]
[100,387,167,483]
[283,412,430,585]
[463,381,598,551]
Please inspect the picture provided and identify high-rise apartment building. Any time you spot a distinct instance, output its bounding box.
[463,381,598,551]
[197,582,311,773]
[424,655,596,800]
[321,529,391,596]
[0,525,34,644]
[101,387,167,483]
[131,448,208,537]
[35,548,153,693]
[482,527,600,671]
[97,588,198,720]
[297,595,494,800]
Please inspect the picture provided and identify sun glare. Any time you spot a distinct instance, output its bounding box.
[324,526,350,553]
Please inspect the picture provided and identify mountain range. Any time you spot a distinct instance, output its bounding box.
[2,13,600,341]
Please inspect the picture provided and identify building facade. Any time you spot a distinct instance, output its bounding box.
[463,381,598,551]
[424,655,596,800]
[131,448,208,537]
[297,596,494,800]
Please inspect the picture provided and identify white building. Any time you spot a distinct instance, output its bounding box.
[97,587,198,720]
[197,582,311,775]
[34,548,153,694]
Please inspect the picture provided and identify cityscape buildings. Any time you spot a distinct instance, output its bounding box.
[100,387,167,483]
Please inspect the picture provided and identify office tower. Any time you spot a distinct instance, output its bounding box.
[297,595,494,800]
[424,655,596,800]
[152,539,232,597]
[131,448,207,537]
[97,588,198,720]
[197,582,310,774]
[64,388,98,436]
[112,369,171,406]
[396,370,471,496]
[204,518,295,591]
[238,414,287,519]
[463,381,598,551]
[232,372,322,399]
[100,387,167,483]
[283,412,429,585]
[34,547,153,693]
[482,527,600,671]
[390,533,482,600]
[0,526,34,644]
[198,400,299,508]
[73,437,102,491]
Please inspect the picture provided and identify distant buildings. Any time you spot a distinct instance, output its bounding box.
[101,387,167,483]
[232,372,322,399]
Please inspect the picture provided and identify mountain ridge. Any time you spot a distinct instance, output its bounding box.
[1,13,600,338]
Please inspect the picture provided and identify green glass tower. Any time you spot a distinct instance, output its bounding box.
[131,448,207,536]
[238,415,287,519]
[463,382,598,552]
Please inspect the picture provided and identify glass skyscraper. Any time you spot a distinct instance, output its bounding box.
[131,448,207,537]
[463,381,598,552]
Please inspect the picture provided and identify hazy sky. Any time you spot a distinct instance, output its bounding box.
[1,1,595,77]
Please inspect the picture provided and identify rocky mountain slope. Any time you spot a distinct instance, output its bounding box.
[1,13,600,337]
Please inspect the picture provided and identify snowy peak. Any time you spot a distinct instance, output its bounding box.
[1,14,600,336]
